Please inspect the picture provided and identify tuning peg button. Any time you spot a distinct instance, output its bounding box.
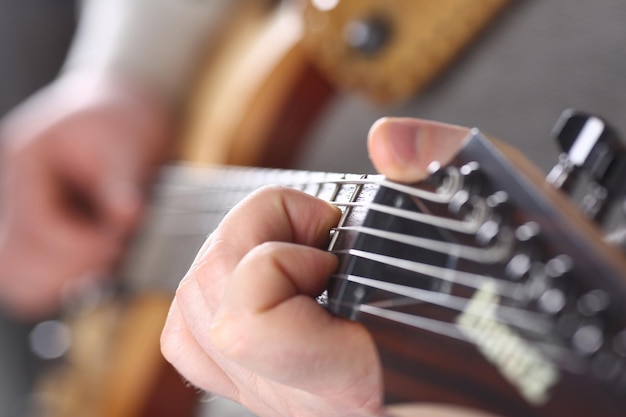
[505,253,532,281]
[448,189,471,216]
[516,222,541,243]
[545,255,573,279]
[475,219,499,247]
[573,324,604,355]
[552,110,626,202]
[552,110,614,175]
[578,289,610,316]
[614,330,626,357]
[459,161,483,194]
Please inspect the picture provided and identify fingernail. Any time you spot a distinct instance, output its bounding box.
[384,119,421,167]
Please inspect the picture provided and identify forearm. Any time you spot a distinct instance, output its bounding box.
[63,0,239,105]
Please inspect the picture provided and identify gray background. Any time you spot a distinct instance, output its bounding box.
[0,2,76,416]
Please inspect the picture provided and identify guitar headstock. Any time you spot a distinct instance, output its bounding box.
[326,112,626,417]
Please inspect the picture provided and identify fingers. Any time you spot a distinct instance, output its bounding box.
[367,117,471,182]
[0,74,172,318]
[219,242,338,315]
[0,151,121,318]
[210,242,381,398]
[164,187,382,415]
[187,186,342,312]
[160,300,239,398]
[48,123,143,234]
[173,186,341,349]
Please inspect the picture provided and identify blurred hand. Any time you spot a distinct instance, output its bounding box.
[161,118,483,417]
[0,73,173,319]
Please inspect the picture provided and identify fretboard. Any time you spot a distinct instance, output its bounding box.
[120,164,382,292]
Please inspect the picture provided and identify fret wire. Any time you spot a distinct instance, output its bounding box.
[323,175,344,204]
[152,177,384,198]
[334,226,512,264]
[326,176,370,309]
[322,176,345,251]
[327,174,351,251]
[332,249,519,298]
[147,179,380,215]
[337,273,551,335]
[313,180,324,199]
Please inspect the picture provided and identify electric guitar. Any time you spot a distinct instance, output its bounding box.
[121,110,626,417]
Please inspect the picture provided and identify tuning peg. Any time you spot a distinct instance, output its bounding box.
[551,110,618,177]
[549,110,626,219]
[459,161,484,194]
[553,110,626,186]
[546,153,577,191]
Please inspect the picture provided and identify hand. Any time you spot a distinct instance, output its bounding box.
[161,118,474,416]
[0,73,172,319]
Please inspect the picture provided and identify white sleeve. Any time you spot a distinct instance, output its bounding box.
[63,0,240,103]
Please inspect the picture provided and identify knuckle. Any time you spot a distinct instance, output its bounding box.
[208,314,252,360]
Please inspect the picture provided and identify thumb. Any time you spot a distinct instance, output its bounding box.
[367,117,471,182]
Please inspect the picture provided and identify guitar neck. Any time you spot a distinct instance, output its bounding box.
[121,164,381,293]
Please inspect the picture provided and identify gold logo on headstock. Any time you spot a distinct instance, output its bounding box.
[457,281,559,406]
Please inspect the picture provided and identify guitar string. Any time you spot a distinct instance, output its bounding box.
[331,249,519,298]
[337,300,585,374]
[150,175,447,202]
[135,199,520,302]
[333,202,479,233]
[137,177,523,302]
[331,225,512,264]
[140,198,476,238]
[146,170,474,241]
[333,273,551,335]
[132,170,588,372]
